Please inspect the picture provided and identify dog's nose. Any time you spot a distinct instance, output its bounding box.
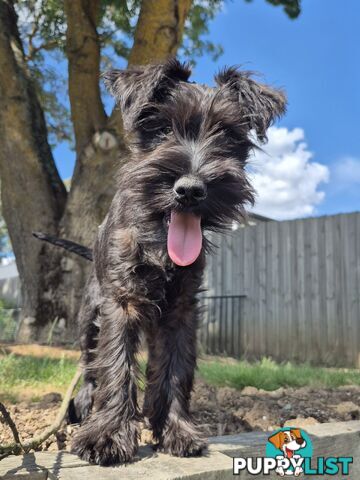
[296,438,304,445]
[174,176,207,205]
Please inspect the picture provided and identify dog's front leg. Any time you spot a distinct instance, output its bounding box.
[71,294,141,465]
[144,300,206,457]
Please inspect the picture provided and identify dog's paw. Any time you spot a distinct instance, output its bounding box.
[159,419,207,457]
[158,436,207,457]
[71,420,139,466]
[72,435,137,465]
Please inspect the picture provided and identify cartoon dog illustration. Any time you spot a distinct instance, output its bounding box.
[268,429,307,476]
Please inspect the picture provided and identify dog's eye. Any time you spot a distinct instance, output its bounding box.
[144,119,172,137]
[213,122,252,150]
[158,125,172,136]
[284,437,289,443]
[136,107,171,135]
[140,117,171,134]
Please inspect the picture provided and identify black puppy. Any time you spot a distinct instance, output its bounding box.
[45,59,286,465]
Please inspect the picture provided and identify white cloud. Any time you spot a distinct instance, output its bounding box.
[247,127,329,220]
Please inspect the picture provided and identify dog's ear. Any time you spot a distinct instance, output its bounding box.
[290,428,302,439]
[215,66,286,142]
[103,58,191,133]
[268,431,284,450]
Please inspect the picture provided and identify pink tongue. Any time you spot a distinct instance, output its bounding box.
[167,212,202,266]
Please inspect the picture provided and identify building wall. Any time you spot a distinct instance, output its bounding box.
[0,261,20,306]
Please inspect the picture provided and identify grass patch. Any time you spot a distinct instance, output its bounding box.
[198,357,360,391]
[1,349,360,403]
[0,353,77,402]
[0,350,147,403]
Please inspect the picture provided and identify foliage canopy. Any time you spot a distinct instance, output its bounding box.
[15,0,301,147]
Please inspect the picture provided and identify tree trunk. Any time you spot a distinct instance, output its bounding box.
[0,0,68,342]
[53,0,193,342]
[0,0,192,343]
[128,0,192,65]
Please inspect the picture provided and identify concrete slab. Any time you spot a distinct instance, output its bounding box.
[1,421,359,479]
[0,448,234,480]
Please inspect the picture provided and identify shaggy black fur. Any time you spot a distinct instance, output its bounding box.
[49,59,286,466]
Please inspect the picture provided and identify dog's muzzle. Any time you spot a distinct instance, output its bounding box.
[173,175,207,207]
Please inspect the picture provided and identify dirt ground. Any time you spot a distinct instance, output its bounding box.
[1,381,360,452]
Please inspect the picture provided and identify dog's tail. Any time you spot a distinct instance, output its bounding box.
[32,232,93,261]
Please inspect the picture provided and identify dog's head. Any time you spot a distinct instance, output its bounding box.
[104,59,286,266]
[268,429,306,458]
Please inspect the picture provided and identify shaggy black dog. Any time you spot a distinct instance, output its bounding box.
[40,59,286,466]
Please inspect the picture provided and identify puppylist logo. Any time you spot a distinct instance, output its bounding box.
[233,427,353,476]
[266,428,311,476]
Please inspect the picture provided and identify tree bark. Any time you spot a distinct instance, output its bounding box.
[0,0,192,343]
[110,0,192,126]
[0,0,68,342]
[128,0,192,65]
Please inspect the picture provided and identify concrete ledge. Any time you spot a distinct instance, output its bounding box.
[1,421,359,479]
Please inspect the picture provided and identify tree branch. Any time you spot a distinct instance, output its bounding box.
[26,5,42,59]
[108,0,192,129]
[129,0,192,65]
[0,402,22,448]
[26,39,59,61]
[0,367,82,456]
[22,367,82,453]
[64,0,107,156]
[61,0,118,259]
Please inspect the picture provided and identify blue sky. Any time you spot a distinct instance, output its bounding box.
[54,0,360,219]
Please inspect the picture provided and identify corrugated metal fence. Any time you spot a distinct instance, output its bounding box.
[200,212,360,367]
